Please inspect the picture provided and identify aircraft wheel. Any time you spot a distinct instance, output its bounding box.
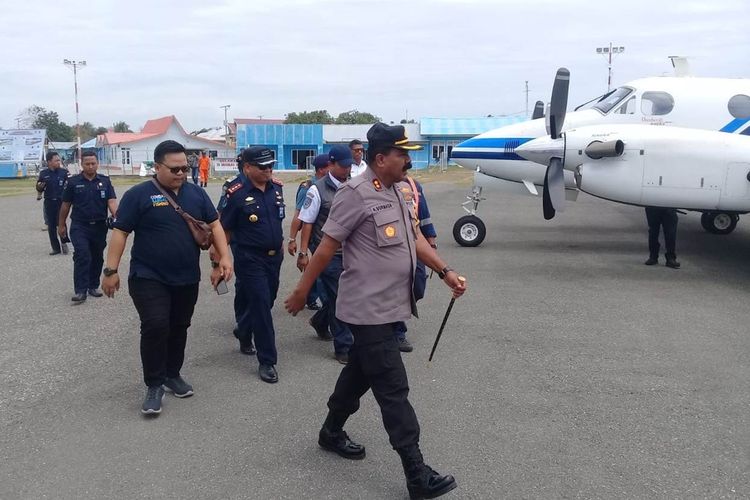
[700,212,738,235]
[453,215,486,247]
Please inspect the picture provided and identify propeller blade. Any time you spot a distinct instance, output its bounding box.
[542,157,565,220]
[548,68,570,139]
[532,100,545,120]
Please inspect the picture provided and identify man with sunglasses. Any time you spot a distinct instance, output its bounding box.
[102,140,233,416]
[219,146,285,384]
[349,139,367,177]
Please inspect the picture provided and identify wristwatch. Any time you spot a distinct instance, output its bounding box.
[298,252,308,258]
[288,237,296,243]
[103,267,118,277]
[210,260,219,268]
[437,266,454,279]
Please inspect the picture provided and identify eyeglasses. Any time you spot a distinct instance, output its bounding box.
[251,163,274,171]
[159,163,190,174]
[352,148,365,153]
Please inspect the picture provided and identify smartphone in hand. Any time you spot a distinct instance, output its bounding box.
[216,279,229,295]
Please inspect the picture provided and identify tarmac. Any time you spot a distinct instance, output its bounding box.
[1,177,748,499]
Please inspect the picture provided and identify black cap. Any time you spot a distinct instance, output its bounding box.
[241,146,277,166]
[366,123,422,151]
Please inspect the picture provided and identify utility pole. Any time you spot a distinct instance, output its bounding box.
[595,43,625,92]
[63,59,86,169]
[219,104,231,144]
[525,81,529,118]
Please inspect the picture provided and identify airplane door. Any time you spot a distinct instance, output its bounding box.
[721,162,750,205]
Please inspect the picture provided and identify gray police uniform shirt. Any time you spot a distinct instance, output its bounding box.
[322,167,418,325]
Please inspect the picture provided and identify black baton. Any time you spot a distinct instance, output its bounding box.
[428,276,465,362]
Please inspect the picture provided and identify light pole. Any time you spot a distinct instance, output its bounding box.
[595,43,625,92]
[220,104,231,146]
[63,59,86,169]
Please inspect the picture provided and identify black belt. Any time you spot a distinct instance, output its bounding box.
[243,247,280,256]
[73,220,106,225]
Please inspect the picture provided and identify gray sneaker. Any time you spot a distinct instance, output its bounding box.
[398,337,414,353]
[141,386,165,415]
[163,376,194,398]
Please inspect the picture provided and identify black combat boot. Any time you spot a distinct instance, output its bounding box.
[397,444,457,499]
[318,412,366,460]
[665,254,681,269]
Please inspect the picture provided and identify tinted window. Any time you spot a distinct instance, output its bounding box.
[641,92,674,116]
[592,87,633,114]
[728,94,750,119]
[615,96,636,115]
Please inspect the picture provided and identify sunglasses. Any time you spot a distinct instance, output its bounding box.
[352,148,365,152]
[250,163,274,171]
[159,163,190,174]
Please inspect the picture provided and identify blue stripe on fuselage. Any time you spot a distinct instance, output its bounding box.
[720,118,750,133]
[450,150,526,161]
[456,137,534,149]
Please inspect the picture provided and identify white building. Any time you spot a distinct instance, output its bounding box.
[96,116,234,173]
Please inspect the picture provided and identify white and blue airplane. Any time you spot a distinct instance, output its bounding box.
[450,66,750,246]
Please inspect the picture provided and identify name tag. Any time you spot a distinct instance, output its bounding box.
[369,203,393,214]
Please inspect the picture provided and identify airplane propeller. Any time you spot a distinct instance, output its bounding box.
[542,68,570,220]
[531,100,545,120]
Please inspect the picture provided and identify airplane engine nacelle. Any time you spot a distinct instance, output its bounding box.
[576,156,645,205]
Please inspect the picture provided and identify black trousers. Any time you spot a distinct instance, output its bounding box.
[69,221,107,293]
[327,323,420,450]
[645,207,678,259]
[128,277,199,387]
[44,199,62,253]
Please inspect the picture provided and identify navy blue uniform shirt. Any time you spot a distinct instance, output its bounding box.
[37,167,69,200]
[113,179,218,286]
[216,171,247,212]
[414,181,437,239]
[220,178,285,255]
[62,173,116,222]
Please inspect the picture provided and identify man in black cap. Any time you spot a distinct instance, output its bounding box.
[36,151,70,255]
[286,123,466,499]
[220,146,285,383]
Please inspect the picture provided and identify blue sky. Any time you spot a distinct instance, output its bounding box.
[1,0,747,131]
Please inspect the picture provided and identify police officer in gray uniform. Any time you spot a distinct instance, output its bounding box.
[285,123,467,499]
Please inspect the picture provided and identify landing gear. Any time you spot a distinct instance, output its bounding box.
[700,212,739,235]
[453,185,487,247]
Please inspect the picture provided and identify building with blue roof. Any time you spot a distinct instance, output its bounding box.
[235,116,527,170]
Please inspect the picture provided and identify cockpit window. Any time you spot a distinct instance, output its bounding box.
[591,87,633,114]
[728,94,750,119]
[615,96,636,114]
[641,91,674,116]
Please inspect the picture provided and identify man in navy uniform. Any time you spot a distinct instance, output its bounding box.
[36,151,70,255]
[285,123,466,499]
[58,150,118,303]
[220,146,285,384]
[213,151,255,355]
[644,206,680,268]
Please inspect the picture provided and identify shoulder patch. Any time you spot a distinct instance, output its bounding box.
[272,177,284,187]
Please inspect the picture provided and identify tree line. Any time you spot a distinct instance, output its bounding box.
[16,105,132,143]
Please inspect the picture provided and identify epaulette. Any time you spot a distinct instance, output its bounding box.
[226,182,242,196]
[223,175,238,186]
[299,179,312,188]
[272,178,284,187]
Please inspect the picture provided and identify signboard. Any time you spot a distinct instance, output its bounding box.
[0,129,46,163]
[213,157,238,172]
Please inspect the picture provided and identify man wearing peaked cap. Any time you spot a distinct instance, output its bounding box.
[285,123,467,499]
[220,146,286,384]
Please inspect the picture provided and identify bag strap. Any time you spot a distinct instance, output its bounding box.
[150,178,184,215]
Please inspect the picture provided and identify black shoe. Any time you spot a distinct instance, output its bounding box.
[318,427,366,460]
[49,250,61,256]
[398,445,457,500]
[141,386,165,415]
[398,337,414,353]
[61,243,69,255]
[310,318,332,340]
[88,288,103,297]
[163,376,194,398]
[306,302,321,310]
[644,257,658,266]
[665,258,681,269]
[71,293,87,304]
[240,339,256,355]
[335,352,349,365]
[259,364,278,383]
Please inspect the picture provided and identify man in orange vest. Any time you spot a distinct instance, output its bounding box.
[198,151,210,187]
